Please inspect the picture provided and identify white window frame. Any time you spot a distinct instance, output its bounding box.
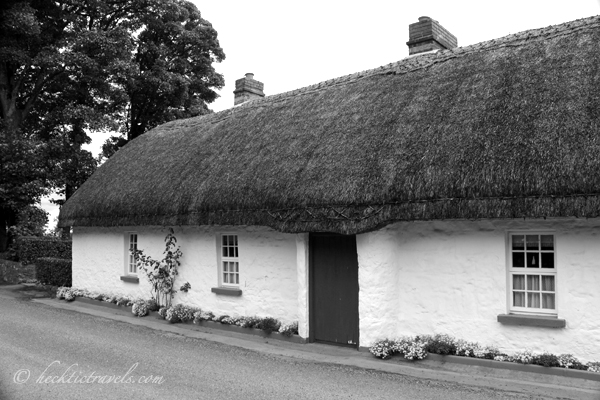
[507,232,557,316]
[218,234,239,287]
[125,232,138,275]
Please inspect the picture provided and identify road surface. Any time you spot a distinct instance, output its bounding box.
[0,292,546,400]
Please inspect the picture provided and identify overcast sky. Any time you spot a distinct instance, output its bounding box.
[47,1,600,229]
[196,0,600,112]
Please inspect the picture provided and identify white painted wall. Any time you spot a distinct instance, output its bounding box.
[295,233,310,338]
[74,217,600,360]
[72,225,299,325]
[72,226,152,299]
[358,218,600,363]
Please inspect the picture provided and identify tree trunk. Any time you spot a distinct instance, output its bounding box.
[0,207,17,252]
[61,182,74,239]
[60,121,85,239]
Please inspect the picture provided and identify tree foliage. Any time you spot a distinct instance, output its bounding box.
[127,1,224,139]
[0,0,225,249]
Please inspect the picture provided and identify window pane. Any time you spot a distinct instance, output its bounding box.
[541,253,554,269]
[540,235,554,250]
[222,247,228,257]
[527,292,540,308]
[129,234,137,250]
[234,235,238,246]
[527,275,540,291]
[223,273,229,283]
[542,293,555,309]
[542,276,555,291]
[526,235,539,250]
[233,262,238,272]
[513,275,525,290]
[512,252,524,268]
[513,292,525,307]
[235,247,239,257]
[229,235,234,246]
[222,235,227,246]
[526,253,539,268]
[512,235,525,250]
[235,274,239,284]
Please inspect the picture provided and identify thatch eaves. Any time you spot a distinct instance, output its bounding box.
[59,16,600,234]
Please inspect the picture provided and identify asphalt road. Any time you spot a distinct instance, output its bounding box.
[0,294,543,400]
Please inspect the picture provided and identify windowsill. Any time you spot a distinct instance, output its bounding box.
[211,287,242,296]
[120,275,139,283]
[497,314,566,328]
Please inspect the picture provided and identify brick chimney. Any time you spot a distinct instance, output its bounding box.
[406,16,457,56]
[233,73,265,105]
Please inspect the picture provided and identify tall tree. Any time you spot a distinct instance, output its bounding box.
[0,0,225,250]
[0,0,132,248]
[102,0,225,157]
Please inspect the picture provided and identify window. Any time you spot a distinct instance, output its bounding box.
[509,233,556,314]
[127,233,138,274]
[220,234,239,286]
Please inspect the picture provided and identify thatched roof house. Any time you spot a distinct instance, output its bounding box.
[59,15,600,234]
[59,16,600,361]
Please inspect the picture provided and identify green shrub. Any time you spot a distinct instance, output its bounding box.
[532,353,560,367]
[146,299,160,312]
[238,316,261,328]
[36,257,72,287]
[215,314,229,323]
[424,334,457,355]
[257,317,280,334]
[570,361,589,370]
[16,236,71,265]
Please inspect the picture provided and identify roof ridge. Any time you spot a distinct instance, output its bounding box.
[161,14,600,129]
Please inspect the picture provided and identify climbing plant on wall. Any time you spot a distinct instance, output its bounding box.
[132,228,182,307]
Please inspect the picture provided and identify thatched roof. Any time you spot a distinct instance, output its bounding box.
[59,16,600,234]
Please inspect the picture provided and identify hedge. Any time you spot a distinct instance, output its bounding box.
[15,236,71,265]
[36,257,72,287]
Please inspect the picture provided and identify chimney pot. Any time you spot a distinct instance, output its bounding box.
[406,17,457,56]
[233,73,265,105]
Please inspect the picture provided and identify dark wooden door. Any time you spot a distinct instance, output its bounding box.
[310,233,359,347]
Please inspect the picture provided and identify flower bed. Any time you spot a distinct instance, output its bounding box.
[369,334,600,374]
[56,287,304,343]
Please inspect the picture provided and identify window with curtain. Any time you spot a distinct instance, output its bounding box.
[509,233,556,314]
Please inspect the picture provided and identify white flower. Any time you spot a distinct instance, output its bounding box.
[558,354,579,369]
[587,362,600,373]
[131,300,148,317]
[64,290,74,301]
